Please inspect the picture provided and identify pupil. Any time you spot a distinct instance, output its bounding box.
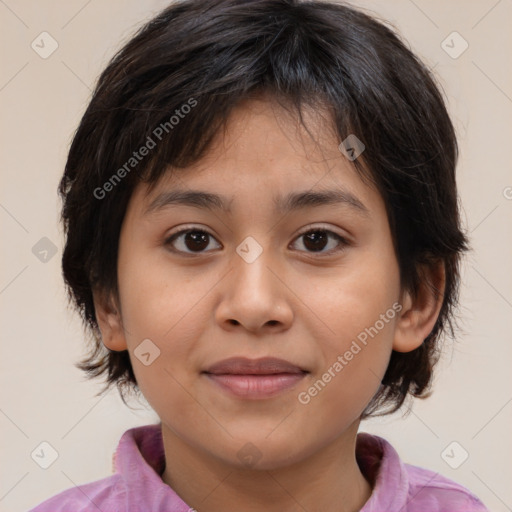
[182,231,328,253]
[304,231,327,252]
[185,231,209,251]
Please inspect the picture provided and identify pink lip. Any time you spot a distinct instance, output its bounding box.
[203,357,308,399]
[205,373,307,399]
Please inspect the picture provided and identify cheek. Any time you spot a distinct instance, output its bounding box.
[299,251,400,348]
[118,246,211,339]
[116,254,213,395]
[293,246,400,405]
[295,297,399,435]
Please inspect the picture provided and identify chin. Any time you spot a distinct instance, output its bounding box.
[221,434,316,471]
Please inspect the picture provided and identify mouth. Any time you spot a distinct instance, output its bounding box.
[202,357,309,399]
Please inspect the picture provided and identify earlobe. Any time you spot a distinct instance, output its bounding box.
[92,288,128,352]
[393,262,446,353]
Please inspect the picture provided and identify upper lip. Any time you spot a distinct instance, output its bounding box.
[203,357,308,375]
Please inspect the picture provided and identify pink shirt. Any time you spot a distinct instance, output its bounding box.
[29,423,488,511]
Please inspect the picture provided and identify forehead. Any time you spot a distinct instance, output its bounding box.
[132,98,383,218]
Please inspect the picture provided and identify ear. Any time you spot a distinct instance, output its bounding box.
[92,288,128,352]
[393,261,446,353]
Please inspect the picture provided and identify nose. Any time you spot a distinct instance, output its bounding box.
[215,245,294,334]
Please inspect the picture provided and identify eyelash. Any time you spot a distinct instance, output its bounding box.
[164,226,349,257]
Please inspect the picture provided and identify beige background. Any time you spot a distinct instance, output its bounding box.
[1,0,511,511]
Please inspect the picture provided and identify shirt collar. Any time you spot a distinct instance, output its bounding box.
[356,432,410,510]
[114,424,409,511]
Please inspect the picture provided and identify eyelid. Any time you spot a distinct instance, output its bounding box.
[294,223,350,240]
[165,224,215,239]
[164,225,220,251]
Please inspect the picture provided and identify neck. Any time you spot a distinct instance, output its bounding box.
[161,421,372,512]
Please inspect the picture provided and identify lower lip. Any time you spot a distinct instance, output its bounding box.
[204,373,307,399]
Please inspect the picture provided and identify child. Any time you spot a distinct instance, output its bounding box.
[30,0,489,510]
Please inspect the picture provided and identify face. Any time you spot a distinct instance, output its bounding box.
[98,98,426,470]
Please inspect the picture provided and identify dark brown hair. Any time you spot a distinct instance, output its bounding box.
[60,0,468,416]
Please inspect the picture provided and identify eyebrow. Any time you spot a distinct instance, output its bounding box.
[143,188,369,216]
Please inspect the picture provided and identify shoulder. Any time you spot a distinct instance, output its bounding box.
[404,463,489,512]
[28,474,125,512]
[356,433,489,512]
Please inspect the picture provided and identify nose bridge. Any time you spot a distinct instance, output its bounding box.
[232,234,277,298]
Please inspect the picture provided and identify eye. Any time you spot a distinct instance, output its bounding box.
[165,228,221,254]
[291,228,348,255]
[165,226,348,256]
